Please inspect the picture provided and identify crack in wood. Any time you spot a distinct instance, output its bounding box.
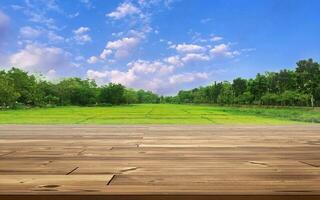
[0,151,16,157]
[299,161,319,168]
[41,160,53,167]
[66,167,79,175]
[248,161,270,167]
[41,185,60,188]
[119,167,138,173]
[106,175,116,186]
[77,149,86,156]
[275,190,313,193]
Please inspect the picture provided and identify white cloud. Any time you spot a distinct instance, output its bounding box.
[106,37,139,49]
[100,49,113,60]
[26,11,57,30]
[210,43,240,58]
[169,72,208,84]
[9,44,72,74]
[19,0,62,30]
[73,26,89,35]
[19,26,42,38]
[46,69,57,80]
[19,26,64,43]
[211,36,223,42]
[80,0,93,9]
[86,59,207,94]
[106,37,140,59]
[200,18,212,24]
[112,32,124,37]
[73,27,91,44]
[172,43,205,53]
[11,5,24,10]
[47,31,64,42]
[87,56,99,64]
[87,49,113,64]
[128,28,151,39]
[68,12,79,18]
[128,60,174,75]
[87,36,142,63]
[74,34,91,43]
[241,48,256,52]
[210,44,228,55]
[107,2,140,20]
[138,0,177,9]
[46,0,61,12]
[164,55,183,67]
[87,69,137,86]
[181,53,210,63]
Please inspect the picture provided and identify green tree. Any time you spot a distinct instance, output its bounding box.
[0,73,20,107]
[232,78,247,97]
[123,89,138,104]
[295,59,320,107]
[249,74,268,104]
[235,91,254,105]
[217,82,234,104]
[204,82,223,103]
[57,78,97,106]
[136,90,159,103]
[261,93,279,105]
[277,70,297,93]
[6,68,39,105]
[99,83,125,105]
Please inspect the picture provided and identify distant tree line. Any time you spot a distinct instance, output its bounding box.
[162,59,320,107]
[1,59,319,108]
[0,68,159,108]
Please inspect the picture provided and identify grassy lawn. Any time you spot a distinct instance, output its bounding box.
[0,104,319,125]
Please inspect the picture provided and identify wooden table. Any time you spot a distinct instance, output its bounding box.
[0,125,319,199]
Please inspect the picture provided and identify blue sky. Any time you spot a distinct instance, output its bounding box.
[0,0,319,95]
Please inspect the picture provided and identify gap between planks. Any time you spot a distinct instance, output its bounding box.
[66,167,79,175]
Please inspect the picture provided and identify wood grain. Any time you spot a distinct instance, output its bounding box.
[0,125,319,199]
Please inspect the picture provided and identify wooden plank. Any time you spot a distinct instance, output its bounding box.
[0,175,114,193]
[0,125,319,199]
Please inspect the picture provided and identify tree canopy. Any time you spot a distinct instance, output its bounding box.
[0,68,160,108]
[163,59,320,107]
[0,59,319,108]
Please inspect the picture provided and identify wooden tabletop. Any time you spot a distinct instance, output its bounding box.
[0,125,319,200]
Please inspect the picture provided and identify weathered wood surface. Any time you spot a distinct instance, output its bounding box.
[0,125,319,200]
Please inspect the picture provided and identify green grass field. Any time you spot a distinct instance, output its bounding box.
[0,104,319,125]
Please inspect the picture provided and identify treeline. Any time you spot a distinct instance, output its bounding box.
[0,68,159,108]
[163,59,320,107]
[1,59,319,108]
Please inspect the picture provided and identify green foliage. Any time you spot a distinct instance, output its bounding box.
[6,68,39,106]
[234,91,254,105]
[232,78,247,97]
[136,90,160,103]
[123,89,138,104]
[56,78,98,106]
[0,72,20,107]
[295,59,320,106]
[217,82,234,104]
[0,58,319,109]
[168,59,320,107]
[0,68,158,108]
[261,93,279,105]
[99,83,125,105]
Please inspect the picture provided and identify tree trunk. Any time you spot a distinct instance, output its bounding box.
[311,95,314,107]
